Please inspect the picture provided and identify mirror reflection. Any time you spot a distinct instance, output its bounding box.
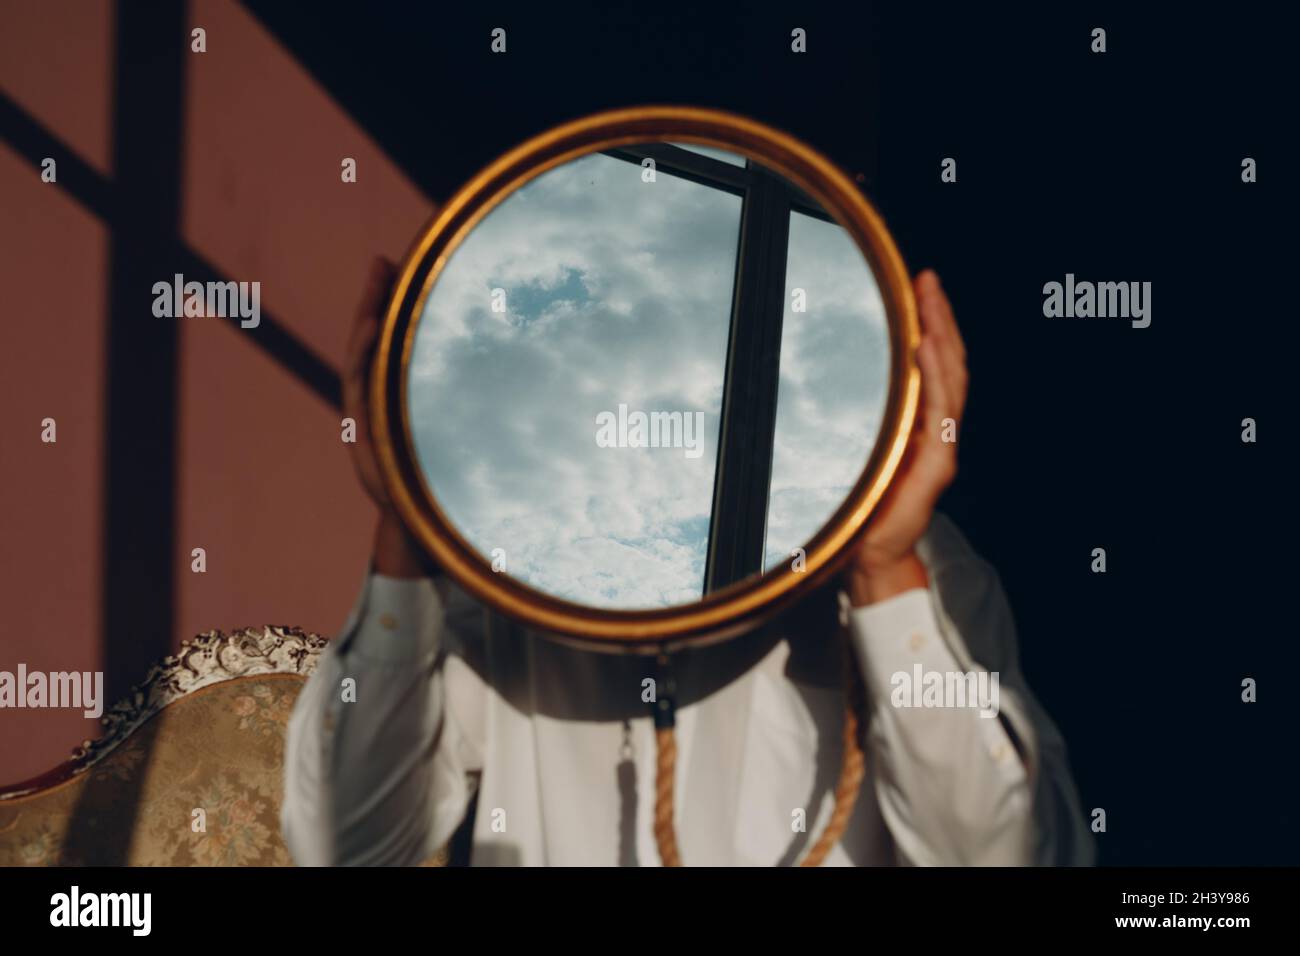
[407,143,889,609]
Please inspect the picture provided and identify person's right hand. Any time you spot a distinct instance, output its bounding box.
[344,256,428,578]
[343,257,397,509]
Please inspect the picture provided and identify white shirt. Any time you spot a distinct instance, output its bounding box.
[282,513,1095,866]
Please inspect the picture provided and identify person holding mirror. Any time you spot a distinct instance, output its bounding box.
[282,258,1094,868]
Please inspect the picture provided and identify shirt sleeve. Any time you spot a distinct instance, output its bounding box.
[281,571,486,866]
[844,517,1096,867]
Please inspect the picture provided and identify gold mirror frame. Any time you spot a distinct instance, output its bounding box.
[371,105,920,653]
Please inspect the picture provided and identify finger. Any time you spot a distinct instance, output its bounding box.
[915,274,968,418]
[344,257,397,392]
[345,313,381,382]
[341,353,365,424]
[914,271,945,339]
[934,330,968,421]
[920,269,961,356]
[348,257,395,356]
[356,256,397,324]
[915,273,957,377]
[915,336,958,486]
[917,307,966,422]
[916,335,953,433]
[915,270,965,360]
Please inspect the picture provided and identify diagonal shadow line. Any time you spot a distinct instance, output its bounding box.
[173,245,342,409]
[0,91,342,410]
[0,92,117,221]
[2,11,338,860]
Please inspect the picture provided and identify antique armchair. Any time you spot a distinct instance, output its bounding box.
[0,627,451,866]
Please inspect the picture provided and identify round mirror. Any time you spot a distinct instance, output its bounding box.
[372,107,919,650]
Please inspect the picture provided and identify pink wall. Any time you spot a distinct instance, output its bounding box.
[0,0,435,785]
[0,140,110,787]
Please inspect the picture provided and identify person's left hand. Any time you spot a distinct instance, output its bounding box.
[846,269,968,606]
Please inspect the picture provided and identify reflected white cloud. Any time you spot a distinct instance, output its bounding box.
[409,152,740,608]
[763,211,889,571]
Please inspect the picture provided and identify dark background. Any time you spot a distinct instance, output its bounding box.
[247,0,1294,866]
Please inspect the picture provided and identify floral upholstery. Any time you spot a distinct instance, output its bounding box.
[0,628,449,866]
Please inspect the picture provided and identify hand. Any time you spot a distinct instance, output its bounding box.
[344,256,428,578]
[847,270,968,606]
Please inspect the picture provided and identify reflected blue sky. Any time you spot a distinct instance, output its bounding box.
[764,211,890,571]
[409,151,741,608]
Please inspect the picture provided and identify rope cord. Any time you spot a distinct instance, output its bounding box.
[652,634,867,867]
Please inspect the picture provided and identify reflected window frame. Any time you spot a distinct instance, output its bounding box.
[603,144,837,593]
